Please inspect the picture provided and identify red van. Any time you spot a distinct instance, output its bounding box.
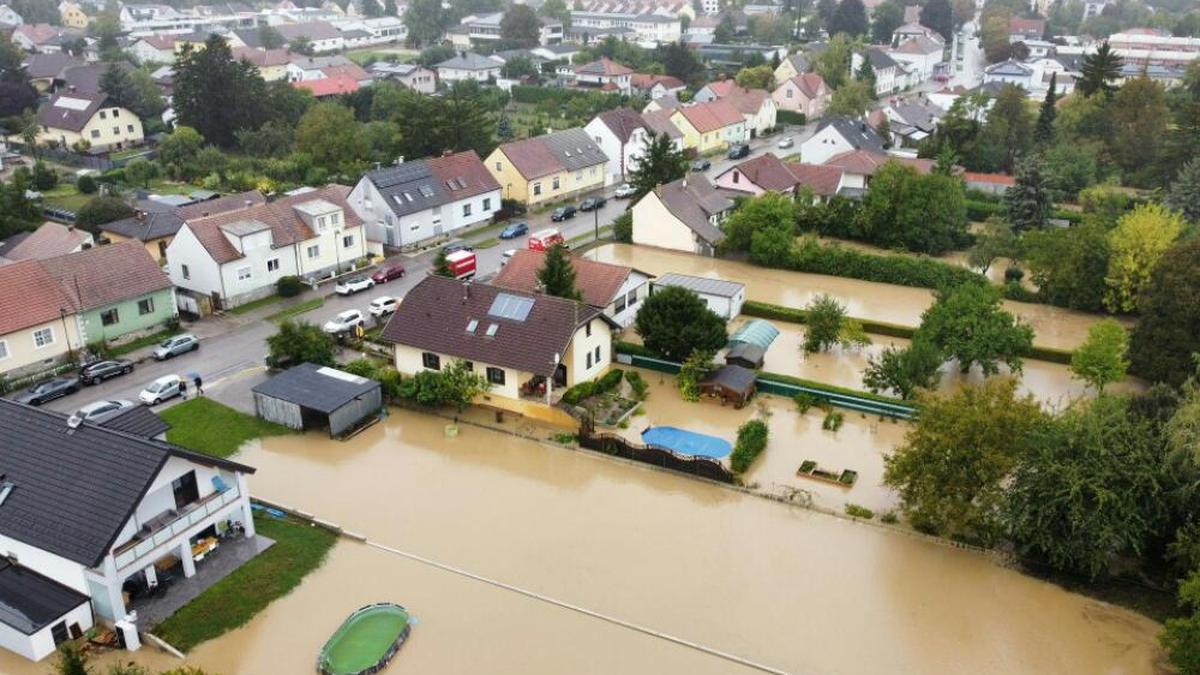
[528,228,565,252]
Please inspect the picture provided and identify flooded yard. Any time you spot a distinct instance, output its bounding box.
[7,407,1163,675]
[588,244,1115,352]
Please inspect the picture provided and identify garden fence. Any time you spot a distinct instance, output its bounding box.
[579,431,735,484]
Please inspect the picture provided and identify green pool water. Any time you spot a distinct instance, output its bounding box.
[320,605,410,675]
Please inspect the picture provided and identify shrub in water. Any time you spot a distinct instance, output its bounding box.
[730,419,769,474]
[845,504,875,519]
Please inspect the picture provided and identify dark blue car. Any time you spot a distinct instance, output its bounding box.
[500,222,529,239]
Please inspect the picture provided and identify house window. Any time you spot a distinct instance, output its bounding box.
[585,321,591,337]
[786,88,793,98]
[552,177,560,190]
[626,289,638,307]
[483,197,491,211]
[331,212,340,225]
[462,203,471,217]
[317,216,326,231]
[594,345,601,363]
[267,258,280,272]
[463,360,474,371]
[533,182,542,196]
[112,109,119,117]
[138,298,154,315]
[733,172,740,183]
[101,308,120,326]
[422,352,441,370]
[342,234,354,248]
[590,167,597,176]
[90,129,100,139]
[100,110,106,120]
[575,172,582,181]
[112,126,119,135]
[237,266,252,280]
[33,327,54,348]
[486,366,505,385]
[307,245,320,258]
[0,340,8,360]
[615,295,626,313]
[495,161,502,171]
[181,264,190,280]
[586,352,592,368]
[127,124,134,133]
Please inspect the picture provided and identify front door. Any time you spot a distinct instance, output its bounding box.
[172,471,199,509]
[553,363,567,388]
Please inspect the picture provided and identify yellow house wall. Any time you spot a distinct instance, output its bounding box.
[104,231,171,264]
[486,147,606,205]
[563,316,611,386]
[631,190,699,253]
[39,105,144,151]
[485,147,530,204]
[60,6,89,28]
[0,317,84,376]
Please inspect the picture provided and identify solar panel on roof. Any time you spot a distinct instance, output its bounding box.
[371,162,431,189]
[487,293,534,322]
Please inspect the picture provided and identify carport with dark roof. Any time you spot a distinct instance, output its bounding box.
[252,363,383,438]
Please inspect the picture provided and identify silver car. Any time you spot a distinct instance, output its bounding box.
[74,399,134,422]
[153,334,199,360]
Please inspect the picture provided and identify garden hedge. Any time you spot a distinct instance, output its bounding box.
[730,419,769,474]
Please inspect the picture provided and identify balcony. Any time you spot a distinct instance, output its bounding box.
[112,482,241,571]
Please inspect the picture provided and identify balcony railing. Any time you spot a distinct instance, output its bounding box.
[112,483,241,570]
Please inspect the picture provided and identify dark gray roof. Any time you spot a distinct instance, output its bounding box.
[543,127,608,172]
[37,92,108,133]
[232,28,263,48]
[0,399,254,567]
[866,48,900,71]
[702,364,757,392]
[652,175,731,245]
[654,272,744,298]
[364,151,499,220]
[985,59,1033,76]
[97,405,171,439]
[0,561,89,635]
[436,52,501,71]
[252,363,380,414]
[101,209,184,241]
[275,21,341,41]
[22,52,83,80]
[816,115,888,154]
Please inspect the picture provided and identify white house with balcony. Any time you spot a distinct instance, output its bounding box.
[165,185,369,313]
[0,399,257,661]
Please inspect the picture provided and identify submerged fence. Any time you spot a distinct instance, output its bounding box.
[578,431,735,484]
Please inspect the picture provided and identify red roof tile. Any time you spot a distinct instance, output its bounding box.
[0,260,77,335]
[674,100,743,133]
[491,249,640,308]
[292,74,359,97]
[41,241,172,311]
[426,150,501,201]
[785,162,845,196]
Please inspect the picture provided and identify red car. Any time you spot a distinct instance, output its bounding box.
[371,262,406,284]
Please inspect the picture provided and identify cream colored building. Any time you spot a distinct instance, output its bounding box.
[631,175,732,256]
[36,93,144,152]
[485,128,608,206]
[0,260,85,378]
[59,2,89,28]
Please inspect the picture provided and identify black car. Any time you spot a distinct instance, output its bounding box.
[579,197,607,211]
[691,159,711,172]
[551,206,577,221]
[79,359,134,385]
[727,143,751,160]
[13,377,80,406]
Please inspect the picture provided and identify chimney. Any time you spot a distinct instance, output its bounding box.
[462,279,471,301]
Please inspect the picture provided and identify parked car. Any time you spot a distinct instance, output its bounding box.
[727,143,750,160]
[12,377,80,406]
[74,399,134,422]
[370,263,406,284]
[368,296,399,318]
[614,183,636,198]
[442,242,474,255]
[579,196,607,211]
[777,137,794,149]
[550,206,576,222]
[691,159,711,172]
[501,249,517,267]
[79,358,134,385]
[323,309,366,334]
[153,334,199,361]
[139,375,182,406]
[499,222,528,239]
[335,276,374,296]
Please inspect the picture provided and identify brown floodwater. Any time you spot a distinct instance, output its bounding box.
[7,409,1164,675]
[588,244,1118,352]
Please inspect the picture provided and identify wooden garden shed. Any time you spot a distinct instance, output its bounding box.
[699,365,757,408]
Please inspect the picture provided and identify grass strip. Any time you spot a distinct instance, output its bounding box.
[109,327,181,357]
[474,237,501,249]
[161,398,292,458]
[266,297,326,322]
[228,294,285,316]
[152,514,337,651]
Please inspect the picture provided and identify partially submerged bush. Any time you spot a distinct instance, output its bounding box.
[730,419,769,474]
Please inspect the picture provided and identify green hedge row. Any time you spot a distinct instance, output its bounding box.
[786,238,986,291]
[758,370,911,408]
[561,368,624,405]
[965,199,1084,225]
[776,110,807,126]
[730,419,769,474]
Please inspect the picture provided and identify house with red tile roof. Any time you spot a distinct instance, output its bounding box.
[128,34,178,65]
[492,249,653,327]
[485,128,609,205]
[0,222,93,262]
[724,87,777,137]
[772,72,831,118]
[668,100,748,152]
[291,73,360,97]
[630,72,685,99]
[714,152,845,199]
[165,185,368,312]
[573,57,634,94]
[693,78,741,102]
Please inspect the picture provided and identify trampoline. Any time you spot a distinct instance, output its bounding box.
[318,603,412,675]
[642,426,733,459]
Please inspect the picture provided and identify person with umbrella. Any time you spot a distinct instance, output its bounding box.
[188,371,204,396]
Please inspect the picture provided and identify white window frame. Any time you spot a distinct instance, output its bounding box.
[138,298,155,315]
[32,327,55,349]
[237,266,252,281]
[307,245,320,259]
[342,234,354,248]
[0,340,9,361]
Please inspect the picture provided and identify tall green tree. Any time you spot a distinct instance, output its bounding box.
[258,25,285,49]
[294,102,370,175]
[634,286,728,361]
[500,4,542,48]
[870,0,904,44]
[1166,158,1200,224]
[919,283,1034,375]
[982,84,1033,172]
[1109,77,1169,184]
[1077,40,1123,97]
[627,132,687,203]
[803,294,869,353]
[1104,203,1185,313]
[658,42,705,84]
[536,244,581,300]
[829,0,868,36]
[173,36,269,148]
[720,191,794,253]
[1035,71,1058,143]
[813,33,854,88]
[1130,239,1200,386]
[539,0,571,27]
[0,33,36,117]
[827,79,875,116]
[266,321,335,368]
[1024,219,1111,312]
[967,216,1016,273]
[863,336,943,399]
[1004,155,1052,232]
[920,0,954,41]
[1162,570,1200,675]
[403,0,452,47]
[1070,319,1130,392]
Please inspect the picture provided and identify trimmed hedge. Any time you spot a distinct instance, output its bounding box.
[776,110,807,126]
[615,341,659,358]
[511,84,624,107]
[561,368,624,405]
[730,419,769,474]
[785,238,986,291]
[966,199,1002,222]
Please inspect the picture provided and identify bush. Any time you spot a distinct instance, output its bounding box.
[730,419,769,474]
[880,511,898,524]
[741,300,914,339]
[614,341,659,358]
[76,174,97,194]
[793,392,815,413]
[845,503,874,519]
[561,368,624,405]
[966,199,1002,221]
[776,110,806,126]
[1003,266,1024,282]
[75,196,135,230]
[276,275,304,297]
[612,212,632,243]
[787,237,985,291]
[822,410,844,431]
[625,370,648,400]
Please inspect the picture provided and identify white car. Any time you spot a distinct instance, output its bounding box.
[777,137,794,149]
[323,309,365,334]
[368,296,398,318]
[614,183,636,198]
[501,249,517,267]
[74,399,134,422]
[335,276,374,296]
[139,375,182,406]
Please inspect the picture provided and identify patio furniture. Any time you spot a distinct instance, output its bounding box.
[192,537,219,562]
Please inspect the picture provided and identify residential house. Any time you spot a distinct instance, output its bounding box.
[59,2,88,28]
[367,61,436,93]
[772,72,830,119]
[642,92,683,113]
[166,185,368,312]
[569,11,681,46]
[11,24,69,52]
[871,94,944,145]
[855,48,904,95]
[128,34,177,64]
[485,128,608,205]
[725,87,777,137]
[585,107,650,186]
[292,73,359,97]
[714,152,845,199]
[381,276,618,411]
[632,175,732,256]
[0,4,22,27]
[274,21,344,52]
[531,43,581,63]
[963,171,1016,195]
[231,46,291,81]
[0,222,92,262]
[0,261,84,377]
[640,108,686,149]
[983,59,1034,88]
[450,11,563,47]
[669,100,747,152]
[285,54,372,85]
[347,151,501,249]
[1008,16,1045,43]
[698,43,781,67]
[773,52,812,84]
[889,33,944,82]
[799,115,888,165]
[891,21,934,45]
[36,92,144,152]
[693,78,741,103]
[630,73,685,99]
[21,52,84,93]
[572,57,633,94]
[492,249,653,328]
[824,149,939,192]
[100,191,268,263]
[435,51,502,82]
[0,398,258,660]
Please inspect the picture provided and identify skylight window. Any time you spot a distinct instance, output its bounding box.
[487,293,534,321]
[419,185,435,198]
[486,323,499,337]
[466,319,478,333]
[402,192,414,202]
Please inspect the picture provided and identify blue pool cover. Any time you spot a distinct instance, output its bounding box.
[641,426,733,459]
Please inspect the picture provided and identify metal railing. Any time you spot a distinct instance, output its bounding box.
[112,483,240,570]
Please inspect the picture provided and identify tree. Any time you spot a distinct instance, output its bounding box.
[1162,570,1200,675]
[30,161,57,190]
[1077,40,1123,97]
[267,320,335,368]
[920,0,954,41]
[1070,319,1129,391]
[123,158,157,188]
[677,349,714,402]
[813,33,854,89]
[803,294,869,353]
[173,36,269,148]
[1130,239,1200,386]
[982,84,1033,173]
[827,79,874,116]
[714,12,736,42]
[404,0,451,46]
[1004,155,1052,232]
[829,0,868,36]
[871,0,905,44]
[1024,219,1110,312]
[613,212,632,243]
[75,196,134,231]
[76,174,97,194]
[539,0,571,27]
[658,42,705,84]
[536,244,581,300]
[980,11,1012,63]
[1007,395,1167,578]
[919,283,1034,375]
[288,35,315,56]
[817,0,838,27]
[259,25,285,49]
[855,57,876,94]
[432,248,453,277]
[1042,141,1101,202]
[500,55,539,79]
[295,102,370,175]
[157,126,204,176]
[1035,71,1058,144]
[634,285,728,361]
[735,65,774,90]
[99,63,139,113]
[1166,158,1200,224]
[398,360,490,410]
[1109,77,1169,183]
[967,216,1016,273]
[1104,203,1185,313]
[863,336,943,399]
[857,161,967,253]
[883,377,1044,543]
[627,132,687,203]
[500,4,541,48]
[720,191,794,253]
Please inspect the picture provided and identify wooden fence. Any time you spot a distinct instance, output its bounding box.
[578,430,735,484]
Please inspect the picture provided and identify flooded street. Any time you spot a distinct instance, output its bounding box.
[11,408,1162,675]
[588,243,1115,352]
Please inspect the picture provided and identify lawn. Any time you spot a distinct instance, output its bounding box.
[109,327,180,357]
[152,514,338,651]
[40,183,91,211]
[161,398,292,458]
[473,236,501,249]
[228,294,285,316]
[266,297,325,322]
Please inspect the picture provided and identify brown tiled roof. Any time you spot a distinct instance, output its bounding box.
[785,162,845,196]
[963,171,1015,186]
[491,249,644,308]
[42,241,172,311]
[788,72,827,98]
[321,62,370,82]
[177,190,267,220]
[725,88,770,115]
[0,260,77,335]
[427,150,501,201]
[495,128,606,180]
[641,109,683,139]
[15,23,59,45]
[139,34,177,50]
[674,100,743,133]
[185,185,359,264]
[825,150,939,176]
[630,73,684,90]
[704,79,740,98]
[231,46,291,67]
[22,52,84,80]
[595,107,647,144]
[724,153,801,192]
[575,57,633,76]
[380,276,604,377]
[1,223,90,261]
